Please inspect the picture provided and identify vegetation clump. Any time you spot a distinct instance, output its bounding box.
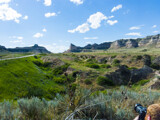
[85,63,100,69]
[84,79,92,85]
[97,76,114,86]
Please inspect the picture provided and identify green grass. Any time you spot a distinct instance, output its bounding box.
[0,57,64,101]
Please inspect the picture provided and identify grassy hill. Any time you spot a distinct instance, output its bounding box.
[0,56,65,101]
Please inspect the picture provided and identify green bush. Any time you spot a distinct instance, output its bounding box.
[84,79,92,85]
[112,59,120,66]
[86,63,100,69]
[53,64,70,75]
[134,79,150,86]
[97,76,114,86]
[136,55,143,60]
[101,64,111,68]
[53,76,67,84]
[150,63,160,70]
[128,67,138,70]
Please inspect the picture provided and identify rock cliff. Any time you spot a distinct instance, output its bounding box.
[66,34,160,52]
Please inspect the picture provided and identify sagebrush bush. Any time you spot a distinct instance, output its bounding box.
[18,97,50,120]
[0,86,160,120]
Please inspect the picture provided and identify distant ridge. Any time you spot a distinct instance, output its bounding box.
[66,34,160,52]
[0,44,51,54]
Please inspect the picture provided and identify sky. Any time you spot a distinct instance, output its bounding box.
[0,0,160,53]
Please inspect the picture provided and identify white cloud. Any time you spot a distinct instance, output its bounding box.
[0,4,22,23]
[108,15,114,19]
[9,36,23,43]
[68,12,109,33]
[41,44,68,53]
[45,12,56,18]
[84,37,98,40]
[42,28,47,32]
[68,23,90,33]
[10,40,22,43]
[70,0,83,5]
[107,20,118,25]
[129,26,141,30]
[33,33,43,38]
[125,32,141,36]
[153,31,159,33]
[152,25,157,28]
[111,4,122,12]
[0,0,11,3]
[23,15,28,20]
[10,36,23,40]
[44,0,52,6]
[87,12,107,29]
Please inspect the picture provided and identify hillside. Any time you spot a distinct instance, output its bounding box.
[0,44,51,54]
[0,48,160,119]
[66,34,160,52]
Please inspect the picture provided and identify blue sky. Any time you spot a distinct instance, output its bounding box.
[0,0,160,53]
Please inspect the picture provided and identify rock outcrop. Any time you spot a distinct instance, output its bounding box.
[6,44,51,53]
[105,65,154,85]
[66,34,160,52]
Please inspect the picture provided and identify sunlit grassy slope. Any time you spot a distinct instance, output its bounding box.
[0,56,63,101]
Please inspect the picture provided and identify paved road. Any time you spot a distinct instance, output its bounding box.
[0,54,35,61]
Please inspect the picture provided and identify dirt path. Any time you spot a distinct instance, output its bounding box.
[0,54,35,61]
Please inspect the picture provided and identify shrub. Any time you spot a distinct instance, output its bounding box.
[97,76,114,86]
[101,64,111,68]
[136,55,143,60]
[128,67,138,70]
[84,79,92,85]
[0,101,15,120]
[18,97,49,120]
[22,86,45,98]
[53,76,68,84]
[134,79,150,86]
[53,64,70,75]
[112,59,120,66]
[150,63,160,70]
[85,63,100,69]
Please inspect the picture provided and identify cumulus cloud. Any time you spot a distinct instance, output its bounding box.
[107,20,118,25]
[125,32,141,36]
[45,12,56,18]
[0,4,22,23]
[70,0,83,5]
[108,15,114,19]
[33,33,43,38]
[41,44,68,53]
[44,0,52,6]
[42,28,47,32]
[111,4,122,12]
[0,0,11,4]
[152,25,157,28]
[23,15,28,20]
[84,37,98,40]
[129,26,141,30]
[68,12,111,33]
[87,12,107,29]
[68,23,90,33]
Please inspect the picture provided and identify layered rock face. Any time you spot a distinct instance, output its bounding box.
[0,44,51,53]
[67,34,160,52]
